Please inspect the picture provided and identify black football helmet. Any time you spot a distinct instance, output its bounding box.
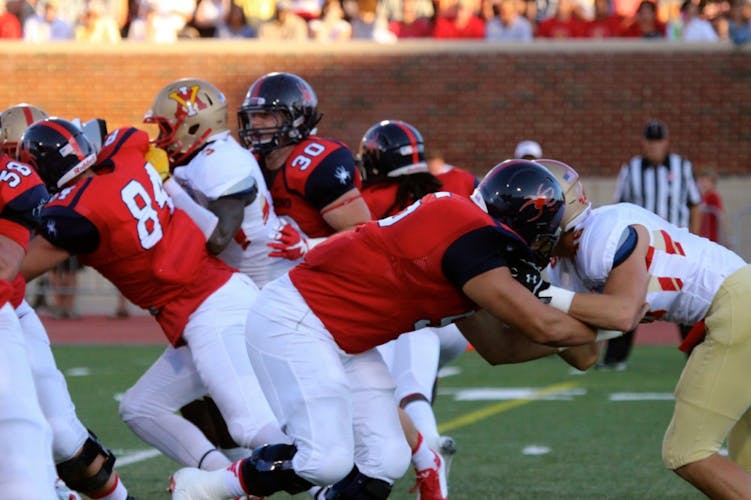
[472,159,565,264]
[357,119,428,185]
[237,72,322,156]
[17,118,97,193]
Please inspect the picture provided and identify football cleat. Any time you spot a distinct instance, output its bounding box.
[409,451,447,500]
[169,467,230,500]
[438,435,457,487]
[54,478,81,500]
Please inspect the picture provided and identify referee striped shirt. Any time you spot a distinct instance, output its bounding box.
[614,154,702,228]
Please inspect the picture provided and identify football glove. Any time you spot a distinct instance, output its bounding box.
[267,222,309,261]
[146,145,171,182]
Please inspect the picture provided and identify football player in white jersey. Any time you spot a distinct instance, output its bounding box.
[117,78,296,473]
[538,159,751,499]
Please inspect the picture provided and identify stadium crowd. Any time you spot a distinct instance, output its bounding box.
[0,0,750,43]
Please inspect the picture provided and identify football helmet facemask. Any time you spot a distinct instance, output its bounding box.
[237,72,322,156]
[357,120,428,186]
[0,103,49,157]
[144,78,228,166]
[17,118,98,193]
[535,159,592,232]
[472,159,564,265]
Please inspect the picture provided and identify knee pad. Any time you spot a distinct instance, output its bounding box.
[56,430,115,494]
[325,466,392,500]
[240,444,312,497]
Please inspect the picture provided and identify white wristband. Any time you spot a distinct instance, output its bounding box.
[595,329,624,342]
[538,285,575,314]
[163,178,219,242]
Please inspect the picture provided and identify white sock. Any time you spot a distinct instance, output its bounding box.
[224,460,249,497]
[411,432,438,471]
[405,400,440,450]
[90,473,129,500]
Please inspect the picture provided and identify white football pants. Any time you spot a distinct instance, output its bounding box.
[246,274,411,487]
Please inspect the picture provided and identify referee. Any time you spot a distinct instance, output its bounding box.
[602,119,702,369]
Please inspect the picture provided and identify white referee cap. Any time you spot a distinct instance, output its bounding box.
[514,140,543,160]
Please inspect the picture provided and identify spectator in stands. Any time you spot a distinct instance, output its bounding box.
[620,0,665,37]
[379,0,432,25]
[286,0,322,20]
[5,0,36,27]
[309,0,352,40]
[234,0,275,28]
[485,0,533,40]
[536,0,586,37]
[215,0,256,36]
[581,0,624,36]
[75,0,122,41]
[388,0,433,36]
[349,0,396,40]
[680,0,719,40]
[23,0,75,40]
[433,0,486,37]
[728,0,751,44]
[0,0,22,37]
[190,0,231,37]
[126,0,196,41]
[257,0,309,38]
[514,139,542,160]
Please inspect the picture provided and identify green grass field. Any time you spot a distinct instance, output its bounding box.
[53,343,706,499]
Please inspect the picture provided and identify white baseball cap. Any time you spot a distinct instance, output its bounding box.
[514,140,543,160]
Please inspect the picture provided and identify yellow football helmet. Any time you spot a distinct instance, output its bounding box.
[144,78,228,166]
[0,103,49,157]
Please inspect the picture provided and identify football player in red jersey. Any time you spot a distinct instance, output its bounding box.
[425,149,479,198]
[169,160,608,500]
[237,71,372,244]
[18,119,290,476]
[359,119,464,500]
[0,109,58,499]
[1,103,135,500]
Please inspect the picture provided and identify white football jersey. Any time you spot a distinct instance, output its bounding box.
[547,203,746,325]
[172,131,299,287]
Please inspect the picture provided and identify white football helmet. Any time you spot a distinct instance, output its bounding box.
[535,159,591,232]
[0,103,49,156]
[144,78,228,166]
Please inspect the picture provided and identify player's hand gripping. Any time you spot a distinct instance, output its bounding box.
[267,222,309,261]
[509,258,551,297]
[146,145,171,182]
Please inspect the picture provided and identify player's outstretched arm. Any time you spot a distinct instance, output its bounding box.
[205,196,249,255]
[21,235,71,282]
[456,310,560,365]
[0,234,25,282]
[320,188,372,232]
[462,266,597,348]
[567,224,650,332]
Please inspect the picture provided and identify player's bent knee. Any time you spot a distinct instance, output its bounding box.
[47,415,88,463]
[295,441,354,487]
[379,439,411,482]
[56,431,116,494]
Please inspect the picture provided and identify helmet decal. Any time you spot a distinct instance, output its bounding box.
[520,184,560,222]
[169,85,208,120]
[44,120,88,161]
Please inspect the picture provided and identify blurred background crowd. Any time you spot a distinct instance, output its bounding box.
[1,0,750,44]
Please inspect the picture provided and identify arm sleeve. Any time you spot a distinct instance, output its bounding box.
[2,184,49,231]
[441,226,518,289]
[304,147,359,210]
[612,225,638,268]
[38,206,100,254]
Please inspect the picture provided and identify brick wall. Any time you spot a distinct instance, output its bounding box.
[3,40,750,179]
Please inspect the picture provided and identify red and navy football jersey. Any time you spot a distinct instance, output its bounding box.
[361,183,401,219]
[0,154,49,307]
[267,136,361,238]
[38,127,234,345]
[437,166,478,198]
[290,192,529,353]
